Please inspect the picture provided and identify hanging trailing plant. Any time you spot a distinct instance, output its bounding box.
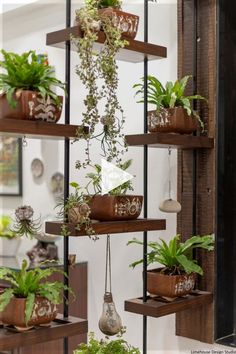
[73,0,128,169]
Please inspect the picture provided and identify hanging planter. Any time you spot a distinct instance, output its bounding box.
[128,234,214,298]
[133,75,206,134]
[0,50,65,123]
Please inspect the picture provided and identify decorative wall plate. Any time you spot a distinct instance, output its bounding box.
[50,172,64,197]
[31,158,44,178]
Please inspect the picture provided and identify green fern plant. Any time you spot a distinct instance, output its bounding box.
[133,75,206,129]
[0,50,65,108]
[128,234,214,275]
[0,260,73,325]
[98,0,121,8]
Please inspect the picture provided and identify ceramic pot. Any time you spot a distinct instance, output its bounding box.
[0,237,21,257]
[147,268,196,298]
[88,195,143,221]
[1,296,58,329]
[148,107,198,134]
[68,203,91,224]
[0,91,63,123]
[98,8,139,39]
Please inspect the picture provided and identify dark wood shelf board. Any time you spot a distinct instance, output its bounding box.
[216,334,236,348]
[0,119,86,139]
[0,315,88,351]
[124,291,213,318]
[46,27,167,63]
[125,133,214,149]
[45,218,166,237]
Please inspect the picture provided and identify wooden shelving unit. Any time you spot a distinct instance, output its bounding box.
[0,315,88,351]
[46,27,167,63]
[46,219,166,237]
[0,118,88,140]
[124,291,213,318]
[125,133,214,149]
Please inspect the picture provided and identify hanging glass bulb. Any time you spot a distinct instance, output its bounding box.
[98,292,122,336]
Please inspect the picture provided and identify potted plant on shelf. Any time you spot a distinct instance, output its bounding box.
[0,50,65,122]
[73,0,130,168]
[133,75,206,134]
[85,159,143,221]
[128,234,214,298]
[73,330,140,354]
[0,259,73,330]
[0,215,21,257]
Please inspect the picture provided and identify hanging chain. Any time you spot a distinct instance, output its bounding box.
[168,147,172,200]
[105,234,112,293]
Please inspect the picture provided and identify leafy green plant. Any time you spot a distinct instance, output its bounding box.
[85,159,134,195]
[0,50,65,108]
[98,0,121,9]
[73,0,128,168]
[0,215,17,239]
[128,234,214,275]
[74,330,140,354]
[0,259,73,325]
[133,75,206,129]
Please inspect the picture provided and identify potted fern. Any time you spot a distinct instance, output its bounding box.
[0,50,65,122]
[133,75,206,134]
[0,215,21,257]
[74,331,140,354]
[0,259,73,330]
[128,234,214,298]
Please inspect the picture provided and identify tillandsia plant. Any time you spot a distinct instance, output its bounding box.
[73,0,128,169]
[0,50,65,108]
[0,259,74,326]
[0,215,18,239]
[74,329,140,354]
[133,75,206,130]
[12,206,41,239]
[128,234,214,275]
[56,182,97,240]
[85,159,134,195]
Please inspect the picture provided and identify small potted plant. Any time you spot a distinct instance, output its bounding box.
[0,215,21,257]
[85,159,143,221]
[73,330,140,354]
[0,50,65,122]
[128,234,214,298]
[0,259,73,330]
[133,75,206,134]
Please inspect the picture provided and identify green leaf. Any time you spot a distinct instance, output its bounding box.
[0,288,14,312]
[25,293,35,325]
[176,254,203,275]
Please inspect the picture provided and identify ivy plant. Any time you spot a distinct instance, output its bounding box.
[128,234,214,275]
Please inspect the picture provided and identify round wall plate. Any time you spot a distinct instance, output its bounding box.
[50,172,64,197]
[31,158,44,178]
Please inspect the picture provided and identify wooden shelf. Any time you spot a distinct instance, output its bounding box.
[125,133,214,149]
[124,291,213,318]
[46,27,167,63]
[45,218,166,237]
[0,119,87,139]
[0,315,88,351]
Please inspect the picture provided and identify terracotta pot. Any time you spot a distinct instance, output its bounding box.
[88,195,143,221]
[68,202,91,224]
[147,268,196,298]
[0,91,63,123]
[148,107,198,134]
[98,8,139,39]
[1,296,58,328]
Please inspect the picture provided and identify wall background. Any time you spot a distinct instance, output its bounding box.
[0,1,227,352]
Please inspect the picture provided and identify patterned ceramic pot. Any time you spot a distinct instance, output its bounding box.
[0,91,63,123]
[147,268,196,298]
[148,107,198,134]
[98,8,139,39]
[88,195,143,221]
[1,296,58,329]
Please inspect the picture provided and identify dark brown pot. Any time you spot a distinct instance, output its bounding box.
[148,107,198,134]
[147,268,196,298]
[0,91,63,123]
[88,195,143,221]
[1,296,58,328]
[98,8,139,39]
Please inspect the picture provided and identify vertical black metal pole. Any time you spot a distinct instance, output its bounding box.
[192,0,197,237]
[143,0,148,353]
[64,0,71,353]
